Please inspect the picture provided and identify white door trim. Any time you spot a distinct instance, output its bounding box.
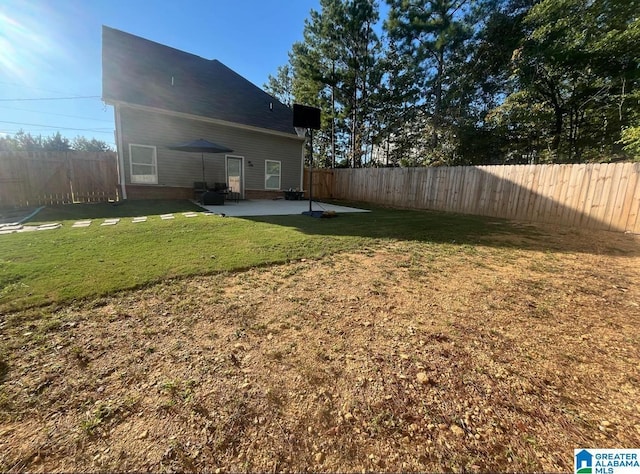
[225,155,244,199]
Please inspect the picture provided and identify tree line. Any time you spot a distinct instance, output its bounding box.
[0,131,114,152]
[265,0,639,167]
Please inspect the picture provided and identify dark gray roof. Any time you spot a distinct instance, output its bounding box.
[102,26,295,135]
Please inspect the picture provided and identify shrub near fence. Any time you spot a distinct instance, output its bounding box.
[0,151,119,208]
[311,163,640,234]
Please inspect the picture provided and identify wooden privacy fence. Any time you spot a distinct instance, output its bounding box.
[0,151,119,208]
[321,163,640,233]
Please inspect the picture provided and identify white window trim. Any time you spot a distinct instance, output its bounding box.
[129,144,158,184]
[265,159,281,190]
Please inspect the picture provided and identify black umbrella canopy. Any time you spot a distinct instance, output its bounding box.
[168,139,233,183]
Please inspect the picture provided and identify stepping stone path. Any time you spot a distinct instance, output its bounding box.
[72,220,92,228]
[0,224,24,234]
[101,218,121,226]
[0,223,62,234]
[1,212,216,236]
[36,223,62,231]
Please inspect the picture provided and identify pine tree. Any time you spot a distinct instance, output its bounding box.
[385,0,475,164]
[284,0,383,167]
[264,65,295,107]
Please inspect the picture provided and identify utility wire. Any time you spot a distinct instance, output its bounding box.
[1,129,99,134]
[0,80,87,96]
[0,96,101,102]
[0,104,113,122]
[0,120,113,134]
[1,129,113,136]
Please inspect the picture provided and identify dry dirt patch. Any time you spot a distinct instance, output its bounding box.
[1,224,639,472]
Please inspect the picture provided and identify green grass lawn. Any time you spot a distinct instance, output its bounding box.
[0,199,522,312]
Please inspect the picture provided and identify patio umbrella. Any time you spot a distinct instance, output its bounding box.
[168,138,233,183]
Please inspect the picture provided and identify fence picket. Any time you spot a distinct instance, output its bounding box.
[604,163,626,230]
[544,165,561,223]
[583,164,604,228]
[508,165,526,220]
[619,163,639,232]
[624,164,640,233]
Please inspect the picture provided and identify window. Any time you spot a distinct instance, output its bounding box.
[129,144,157,184]
[265,160,281,190]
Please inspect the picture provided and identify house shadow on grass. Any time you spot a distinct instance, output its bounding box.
[243,204,640,258]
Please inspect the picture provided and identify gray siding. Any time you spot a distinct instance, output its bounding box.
[119,106,304,192]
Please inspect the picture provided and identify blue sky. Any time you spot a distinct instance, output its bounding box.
[0,0,329,147]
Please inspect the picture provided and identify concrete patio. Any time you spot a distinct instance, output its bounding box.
[196,199,370,217]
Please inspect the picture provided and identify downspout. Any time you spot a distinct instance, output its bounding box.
[114,103,127,199]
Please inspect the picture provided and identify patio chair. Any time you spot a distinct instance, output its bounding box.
[193,181,208,202]
[213,182,239,203]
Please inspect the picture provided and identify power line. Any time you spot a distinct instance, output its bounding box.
[0,80,87,97]
[0,96,101,102]
[0,120,113,134]
[1,129,114,137]
[1,129,69,134]
[5,130,114,136]
[0,104,113,123]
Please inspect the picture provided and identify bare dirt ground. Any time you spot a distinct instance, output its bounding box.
[1,223,639,473]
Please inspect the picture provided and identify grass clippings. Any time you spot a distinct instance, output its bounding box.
[0,221,639,472]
